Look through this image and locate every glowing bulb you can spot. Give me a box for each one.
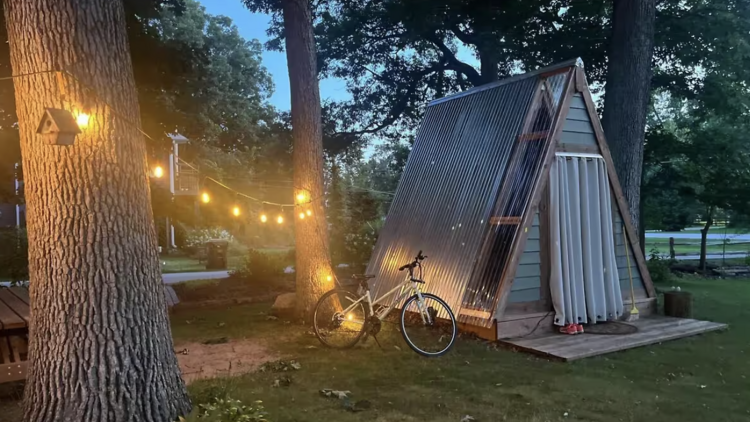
[153,166,164,178]
[298,212,305,220]
[277,215,284,224]
[347,314,353,321]
[232,206,240,217]
[260,214,268,223]
[306,209,312,216]
[76,112,90,128]
[326,275,332,282]
[296,192,306,203]
[201,192,210,203]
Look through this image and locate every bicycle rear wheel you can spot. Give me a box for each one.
[313,288,369,349]
[400,293,457,357]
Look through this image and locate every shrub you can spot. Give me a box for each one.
[184,227,232,249]
[195,397,269,422]
[230,249,284,286]
[647,247,674,284]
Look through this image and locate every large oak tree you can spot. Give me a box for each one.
[3,0,190,420]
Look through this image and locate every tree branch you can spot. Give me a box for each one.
[450,24,478,46]
[427,35,483,86]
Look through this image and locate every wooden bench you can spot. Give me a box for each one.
[0,287,30,383]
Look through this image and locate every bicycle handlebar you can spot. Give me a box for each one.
[398,250,428,271]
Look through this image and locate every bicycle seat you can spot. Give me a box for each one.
[352,274,376,280]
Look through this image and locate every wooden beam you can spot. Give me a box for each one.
[574,67,587,93]
[556,144,600,154]
[489,216,521,225]
[490,68,577,322]
[0,361,27,384]
[459,308,493,319]
[538,184,552,309]
[578,84,656,298]
[518,131,550,142]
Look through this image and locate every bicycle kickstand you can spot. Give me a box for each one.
[371,334,384,351]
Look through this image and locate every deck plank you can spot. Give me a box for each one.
[9,287,30,305]
[0,290,30,326]
[0,298,25,330]
[500,316,727,361]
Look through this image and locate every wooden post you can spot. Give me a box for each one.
[664,291,692,318]
[669,237,676,259]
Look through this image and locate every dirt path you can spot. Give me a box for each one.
[175,339,280,384]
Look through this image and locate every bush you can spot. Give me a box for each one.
[647,248,674,284]
[184,227,232,249]
[230,249,284,285]
[194,397,268,422]
[0,228,28,283]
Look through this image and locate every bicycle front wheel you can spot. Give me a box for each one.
[400,293,457,357]
[313,288,369,349]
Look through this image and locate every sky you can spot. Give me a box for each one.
[198,0,350,111]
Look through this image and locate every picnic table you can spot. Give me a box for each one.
[0,286,29,383]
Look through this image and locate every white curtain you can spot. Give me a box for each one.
[549,155,623,326]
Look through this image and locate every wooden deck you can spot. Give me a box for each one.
[0,287,30,383]
[499,315,727,361]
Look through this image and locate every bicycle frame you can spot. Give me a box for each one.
[338,273,429,323]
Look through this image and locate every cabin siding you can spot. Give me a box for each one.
[509,212,543,303]
[558,94,597,147]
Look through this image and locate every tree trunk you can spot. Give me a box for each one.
[282,0,335,317]
[3,1,190,421]
[699,208,714,273]
[601,0,657,232]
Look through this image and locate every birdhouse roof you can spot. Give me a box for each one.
[37,108,82,134]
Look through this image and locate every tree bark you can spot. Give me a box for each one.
[699,207,714,273]
[3,1,190,421]
[282,0,335,317]
[601,0,657,232]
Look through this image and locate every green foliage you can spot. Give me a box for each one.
[230,249,285,286]
[197,397,268,422]
[0,228,27,283]
[647,248,674,285]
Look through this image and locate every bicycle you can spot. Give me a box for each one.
[312,251,457,357]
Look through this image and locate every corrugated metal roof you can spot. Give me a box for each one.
[366,61,578,327]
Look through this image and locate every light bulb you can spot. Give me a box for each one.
[232,206,240,217]
[76,112,90,128]
[260,214,268,223]
[201,192,210,203]
[277,215,284,224]
[296,192,306,203]
[306,209,312,216]
[153,166,164,178]
[347,314,353,321]
[298,212,305,220]
[326,275,332,282]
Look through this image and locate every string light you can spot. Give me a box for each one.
[306,209,312,216]
[276,214,284,224]
[296,192,307,203]
[153,166,164,178]
[298,211,305,220]
[201,192,210,204]
[326,275,332,282]
[232,206,240,217]
[260,213,268,223]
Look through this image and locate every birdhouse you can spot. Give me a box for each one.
[36,108,81,146]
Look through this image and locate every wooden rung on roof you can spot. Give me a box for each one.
[490,216,521,225]
[518,131,550,142]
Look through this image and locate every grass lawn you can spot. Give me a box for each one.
[169,277,749,422]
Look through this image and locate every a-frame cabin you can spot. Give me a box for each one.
[366,59,724,351]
